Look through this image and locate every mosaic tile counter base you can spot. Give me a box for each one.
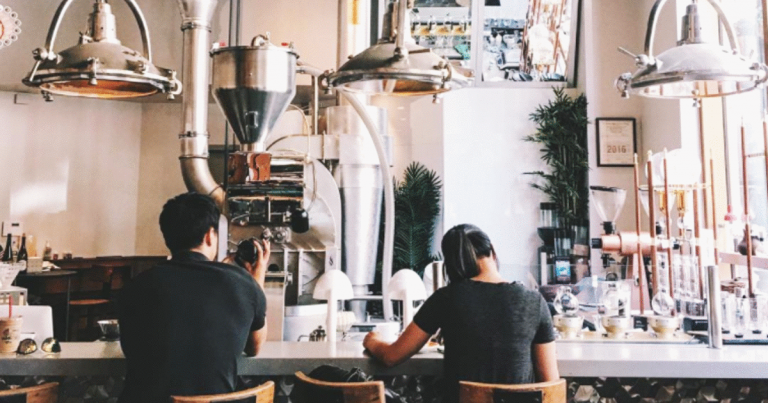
[3,376,768,402]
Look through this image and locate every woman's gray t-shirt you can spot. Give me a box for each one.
[413,281,556,403]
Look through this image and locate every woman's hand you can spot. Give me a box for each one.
[362,323,431,367]
[363,331,383,352]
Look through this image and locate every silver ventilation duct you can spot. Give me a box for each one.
[176,0,226,208]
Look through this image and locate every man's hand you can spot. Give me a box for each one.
[245,239,270,287]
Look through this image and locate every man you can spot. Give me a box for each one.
[118,192,269,403]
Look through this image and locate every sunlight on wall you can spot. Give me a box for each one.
[9,161,69,217]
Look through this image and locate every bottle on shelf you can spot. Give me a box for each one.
[16,234,28,267]
[1,234,13,262]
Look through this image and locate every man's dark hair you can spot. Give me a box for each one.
[159,192,220,253]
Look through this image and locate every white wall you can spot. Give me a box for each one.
[441,88,556,281]
[0,92,142,257]
[238,0,339,85]
[134,102,227,256]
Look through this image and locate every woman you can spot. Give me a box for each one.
[364,224,559,403]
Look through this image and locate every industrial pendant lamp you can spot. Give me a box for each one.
[326,0,469,97]
[615,0,768,100]
[22,0,181,100]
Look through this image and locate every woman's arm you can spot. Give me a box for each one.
[363,322,432,367]
[532,341,559,382]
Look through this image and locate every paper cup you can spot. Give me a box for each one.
[0,317,23,353]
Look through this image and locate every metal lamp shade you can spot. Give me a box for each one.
[23,0,179,100]
[327,42,469,96]
[619,44,768,99]
[24,41,177,99]
[616,0,768,100]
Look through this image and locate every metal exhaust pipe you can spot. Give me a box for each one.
[176,0,226,208]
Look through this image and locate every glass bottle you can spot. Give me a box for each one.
[1,234,12,262]
[16,234,27,264]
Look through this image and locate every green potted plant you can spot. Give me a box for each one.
[524,87,589,238]
[377,162,443,281]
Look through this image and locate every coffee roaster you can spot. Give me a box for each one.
[22,0,466,341]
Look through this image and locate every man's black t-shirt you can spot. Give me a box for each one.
[413,281,556,403]
[117,251,267,403]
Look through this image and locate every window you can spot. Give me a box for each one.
[722,0,768,249]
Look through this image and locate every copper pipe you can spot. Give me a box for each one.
[633,154,646,314]
[764,119,768,225]
[693,188,704,299]
[648,154,658,295]
[698,107,710,225]
[710,153,719,267]
[663,149,675,312]
[742,123,755,298]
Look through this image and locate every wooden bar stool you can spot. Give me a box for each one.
[459,379,566,403]
[171,381,274,403]
[68,264,127,341]
[295,371,385,403]
[0,382,59,403]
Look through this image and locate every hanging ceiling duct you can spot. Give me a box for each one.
[177,0,226,208]
[23,0,180,100]
[615,0,768,100]
[210,34,298,153]
[326,0,469,97]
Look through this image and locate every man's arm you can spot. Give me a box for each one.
[245,323,268,357]
[244,239,270,356]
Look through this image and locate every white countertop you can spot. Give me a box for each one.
[1,341,767,378]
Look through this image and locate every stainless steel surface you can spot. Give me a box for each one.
[431,261,444,291]
[327,0,469,96]
[707,265,723,349]
[616,0,768,99]
[211,35,298,152]
[327,105,389,319]
[176,0,226,208]
[23,0,180,99]
[265,274,288,342]
[338,91,396,322]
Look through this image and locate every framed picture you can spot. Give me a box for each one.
[596,118,637,167]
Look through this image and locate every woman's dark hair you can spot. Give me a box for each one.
[441,224,496,284]
[159,192,220,253]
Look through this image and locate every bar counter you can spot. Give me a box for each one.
[1,341,767,378]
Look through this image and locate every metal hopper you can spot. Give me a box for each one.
[211,35,298,151]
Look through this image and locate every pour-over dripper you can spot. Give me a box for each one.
[591,186,627,234]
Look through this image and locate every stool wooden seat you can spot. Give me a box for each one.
[0,382,59,403]
[459,379,566,403]
[170,381,274,403]
[295,371,385,403]
[68,264,127,341]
